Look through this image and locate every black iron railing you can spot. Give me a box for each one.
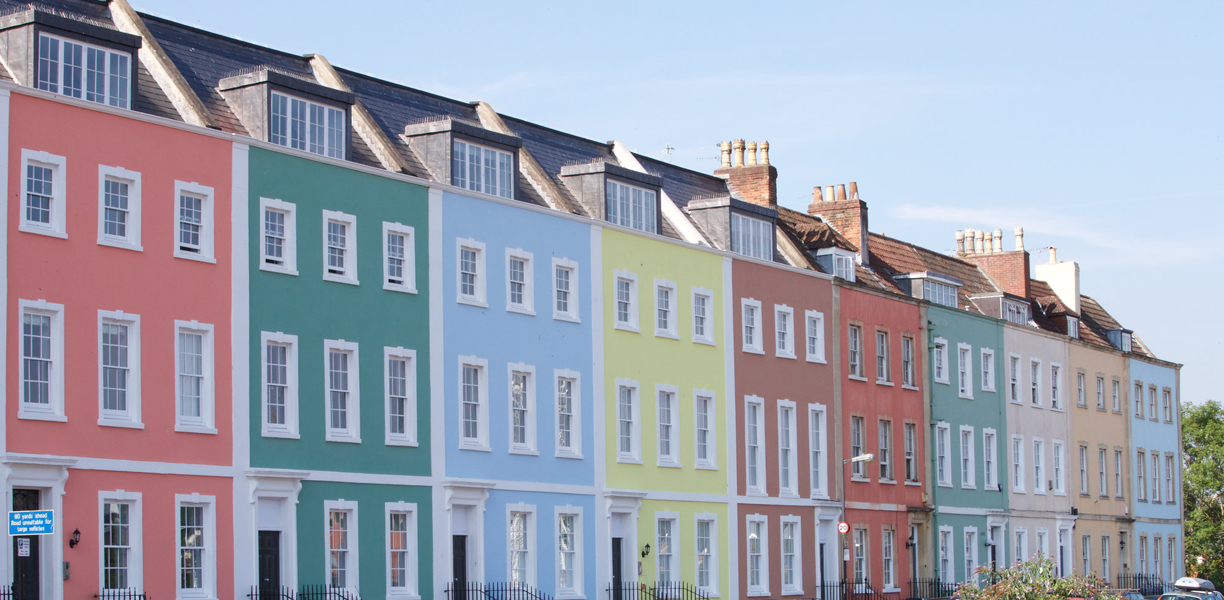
[908,577,960,599]
[446,582,554,600]
[1116,574,1168,597]
[248,585,297,600]
[298,585,361,600]
[94,590,150,600]
[605,581,709,600]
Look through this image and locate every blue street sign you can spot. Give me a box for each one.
[8,510,54,536]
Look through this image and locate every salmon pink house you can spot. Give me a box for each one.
[2,83,236,598]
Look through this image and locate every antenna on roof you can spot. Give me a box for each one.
[663,144,674,163]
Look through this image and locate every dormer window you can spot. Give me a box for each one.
[453,139,514,199]
[606,179,657,234]
[36,33,131,109]
[816,248,856,283]
[1004,300,1029,325]
[731,213,773,260]
[923,280,957,308]
[1066,316,1079,339]
[270,91,345,159]
[1107,329,1132,352]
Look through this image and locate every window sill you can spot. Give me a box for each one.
[655,331,679,340]
[775,352,796,360]
[19,224,67,239]
[554,313,581,324]
[850,476,871,483]
[174,250,217,264]
[556,450,584,460]
[693,337,716,347]
[811,493,831,500]
[1054,491,1067,497]
[98,238,142,252]
[782,588,804,597]
[745,489,767,497]
[325,434,362,444]
[904,480,922,486]
[323,273,359,286]
[98,418,144,429]
[695,463,719,471]
[1013,488,1026,494]
[934,378,950,386]
[386,437,419,448]
[18,409,67,422]
[877,379,895,387]
[657,460,682,469]
[260,263,298,276]
[510,447,540,456]
[262,430,301,439]
[1051,407,1066,413]
[961,484,977,490]
[879,478,897,485]
[938,482,953,488]
[959,393,973,400]
[176,424,218,434]
[614,323,640,334]
[616,456,642,465]
[779,491,800,498]
[458,296,489,309]
[806,357,828,364]
[1096,407,1108,412]
[508,305,537,317]
[747,590,770,598]
[883,587,902,594]
[902,384,920,391]
[742,346,765,355]
[847,374,868,383]
[460,442,491,452]
[384,283,417,294]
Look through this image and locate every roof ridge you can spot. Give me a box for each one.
[138,11,315,64]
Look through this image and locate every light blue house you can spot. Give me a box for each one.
[1128,355,1182,583]
[435,188,597,600]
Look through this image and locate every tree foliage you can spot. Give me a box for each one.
[1183,399,1224,583]
[955,557,1120,600]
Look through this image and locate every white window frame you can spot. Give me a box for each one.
[848,324,865,379]
[259,197,297,275]
[656,383,681,467]
[693,513,719,597]
[983,429,998,491]
[1050,363,1064,410]
[804,310,826,363]
[904,422,919,483]
[882,527,897,591]
[606,178,657,233]
[506,249,536,315]
[938,526,954,580]
[746,514,770,597]
[323,339,361,443]
[777,400,798,496]
[97,310,141,428]
[1053,440,1066,495]
[1009,354,1022,404]
[1076,371,1087,408]
[655,512,681,586]
[775,305,796,359]
[457,238,488,308]
[876,330,891,384]
[554,369,583,459]
[552,258,581,323]
[324,500,360,593]
[851,416,866,480]
[963,527,979,582]
[615,378,642,463]
[174,320,216,434]
[36,33,133,109]
[260,331,299,439]
[1099,447,1109,498]
[175,493,217,599]
[957,343,973,399]
[741,298,764,354]
[1014,528,1028,564]
[384,347,418,447]
[555,506,584,599]
[1166,452,1176,504]
[809,404,829,498]
[97,165,142,251]
[459,356,491,452]
[270,91,347,159]
[386,501,420,600]
[453,139,514,199]
[1036,528,1049,559]
[1033,437,1046,495]
[936,422,951,487]
[383,222,417,294]
[1097,376,1107,410]
[1113,379,1122,412]
[173,181,216,263]
[98,490,143,595]
[613,270,640,333]
[654,279,679,339]
[960,425,976,489]
[901,335,916,388]
[981,348,996,393]
[321,209,358,285]
[1030,359,1043,407]
[19,149,68,238]
[933,338,949,385]
[745,395,767,495]
[691,287,715,345]
[506,504,538,586]
[508,363,538,455]
[730,212,773,260]
[780,515,803,595]
[1012,435,1026,493]
[1101,536,1110,579]
[693,389,718,470]
[878,419,894,482]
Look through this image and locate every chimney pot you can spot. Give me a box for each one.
[956,230,966,254]
[984,234,993,254]
[993,229,1003,253]
[746,141,758,166]
[1014,227,1025,251]
[965,228,976,254]
[760,141,770,165]
[719,141,732,169]
[975,230,985,254]
[836,184,847,201]
[825,186,835,203]
[733,140,745,167]
[848,181,858,200]
[813,186,824,203]
[1049,247,1058,263]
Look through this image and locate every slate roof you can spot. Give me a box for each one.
[866,232,1000,313]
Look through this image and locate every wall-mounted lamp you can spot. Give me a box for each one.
[1120,539,1127,551]
[68,528,80,549]
[905,535,916,549]
[641,543,651,558]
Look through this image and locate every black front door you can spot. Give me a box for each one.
[12,489,40,600]
[258,531,281,594]
[611,538,623,599]
[452,535,468,594]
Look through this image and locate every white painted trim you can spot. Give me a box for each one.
[959,424,976,490]
[744,395,766,495]
[590,224,608,597]
[175,493,218,599]
[654,511,681,585]
[321,209,359,285]
[614,378,642,464]
[324,499,360,593]
[382,221,418,294]
[98,490,144,596]
[808,404,829,499]
[653,278,679,339]
[384,347,419,447]
[506,503,539,585]
[774,304,796,359]
[322,339,361,443]
[980,348,996,393]
[740,298,764,354]
[173,180,217,263]
[230,141,253,598]
[692,389,717,471]
[16,299,66,421]
[554,369,583,459]
[779,515,803,595]
[428,187,446,600]
[258,197,298,276]
[693,512,720,597]
[552,257,581,323]
[96,309,142,427]
[0,88,9,458]
[803,310,826,364]
[932,337,949,385]
[260,331,300,439]
[721,255,739,599]
[174,320,217,434]
[456,237,488,307]
[507,362,539,455]
[505,248,536,316]
[385,501,421,600]
[655,383,681,467]
[935,422,951,487]
[18,148,67,238]
[612,270,640,333]
[610,141,709,245]
[745,513,770,596]
[776,400,798,497]
[690,286,715,346]
[554,505,585,599]
[458,355,491,451]
[96,164,143,251]
[957,342,974,399]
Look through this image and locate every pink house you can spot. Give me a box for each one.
[4,89,235,599]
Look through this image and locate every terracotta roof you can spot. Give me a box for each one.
[866,233,1001,312]
[1078,295,1155,358]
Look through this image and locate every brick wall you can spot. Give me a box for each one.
[963,250,1031,298]
[715,163,777,207]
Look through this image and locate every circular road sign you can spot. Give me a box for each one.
[838,521,849,535]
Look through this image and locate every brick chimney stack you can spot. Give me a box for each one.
[714,139,778,208]
[958,226,1031,298]
[808,181,869,265]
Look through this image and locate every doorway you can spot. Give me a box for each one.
[611,538,623,600]
[453,535,468,594]
[12,488,40,600]
[258,530,281,595]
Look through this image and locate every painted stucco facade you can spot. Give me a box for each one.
[1127,357,1182,581]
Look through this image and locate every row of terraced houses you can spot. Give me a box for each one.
[0,1,1185,600]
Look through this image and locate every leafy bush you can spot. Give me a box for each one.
[954,557,1121,600]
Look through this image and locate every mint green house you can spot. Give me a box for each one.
[243,146,433,598]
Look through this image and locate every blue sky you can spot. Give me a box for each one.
[135,0,1223,403]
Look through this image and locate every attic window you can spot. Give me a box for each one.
[453,139,513,199]
[816,248,856,283]
[1121,332,1132,352]
[36,33,131,109]
[923,280,957,308]
[731,213,772,260]
[1004,300,1029,326]
[1066,316,1079,339]
[270,91,345,159]
[606,179,657,234]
